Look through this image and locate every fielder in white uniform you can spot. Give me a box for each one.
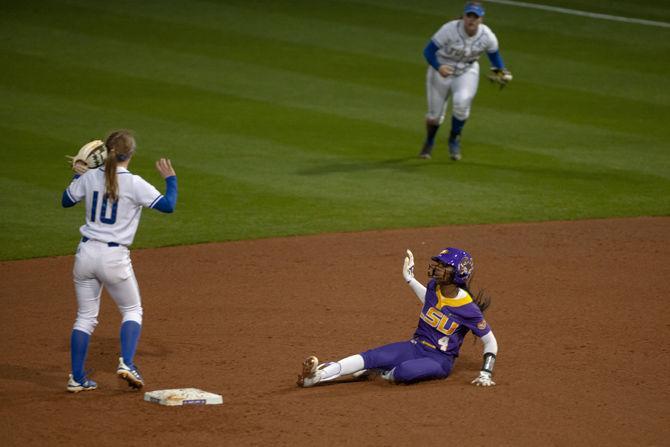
[419,2,512,161]
[62,130,178,392]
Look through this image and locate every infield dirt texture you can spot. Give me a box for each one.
[1,0,670,445]
[2,218,670,445]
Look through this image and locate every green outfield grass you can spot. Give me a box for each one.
[0,0,668,260]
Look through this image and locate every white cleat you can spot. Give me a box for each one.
[297,356,321,388]
[67,374,97,393]
[116,357,144,390]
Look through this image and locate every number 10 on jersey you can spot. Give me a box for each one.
[90,191,118,224]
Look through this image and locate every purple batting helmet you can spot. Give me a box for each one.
[431,247,474,286]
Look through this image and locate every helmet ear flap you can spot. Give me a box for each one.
[455,256,474,286]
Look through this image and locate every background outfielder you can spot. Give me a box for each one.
[61,130,178,392]
[298,247,498,388]
[419,1,512,161]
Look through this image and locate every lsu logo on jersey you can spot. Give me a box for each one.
[420,307,459,336]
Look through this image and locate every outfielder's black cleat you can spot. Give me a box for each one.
[419,142,433,159]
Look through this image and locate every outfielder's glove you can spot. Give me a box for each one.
[471,371,496,387]
[66,140,107,174]
[487,68,513,89]
[402,249,415,283]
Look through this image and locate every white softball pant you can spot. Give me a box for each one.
[72,240,143,335]
[425,61,480,124]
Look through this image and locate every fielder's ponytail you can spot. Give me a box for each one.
[103,147,119,203]
[104,130,136,202]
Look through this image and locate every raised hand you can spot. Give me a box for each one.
[155,158,176,179]
[402,249,415,283]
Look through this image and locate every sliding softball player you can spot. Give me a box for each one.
[298,248,498,387]
[419,1,512,161]
[62,130,178,392]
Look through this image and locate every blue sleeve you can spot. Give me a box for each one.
[151,176,177,213]
[62,190,77,207]
[486,50,505,70]
[423,40,441,71]
[61,174,81,208]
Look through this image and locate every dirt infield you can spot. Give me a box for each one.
[1,217,669,446]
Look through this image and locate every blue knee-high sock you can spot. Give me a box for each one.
[450,116,466,139]
[424,123,440,147]
[120,321,142,367]
[70,329,90,381]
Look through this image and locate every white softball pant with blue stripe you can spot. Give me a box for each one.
[425,61,480,124]
[72,240,143,335]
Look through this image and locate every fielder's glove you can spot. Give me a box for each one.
[471,371,496,387]
[402,249,415,283]
[66,140,107,174]
[487,68,513,89]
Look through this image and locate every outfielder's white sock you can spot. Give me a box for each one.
[320,354,365,381]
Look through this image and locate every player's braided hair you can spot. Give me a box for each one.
[104,130,136,202]
[462,275,491,314]
[470,288,491,313]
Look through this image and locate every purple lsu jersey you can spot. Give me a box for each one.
[413,280,490,357]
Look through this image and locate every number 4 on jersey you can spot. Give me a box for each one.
[90,191,117,224]
[438,336,450,352]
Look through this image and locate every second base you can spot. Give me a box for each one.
[144,388,223,406]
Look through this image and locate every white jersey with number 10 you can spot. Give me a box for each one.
[65,167,163,246]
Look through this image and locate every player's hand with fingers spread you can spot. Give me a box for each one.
[471,371,496,387]
[438,65,454,77]
[73,160,89,175]
[402,249,415,283]
[155,158,176,179]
